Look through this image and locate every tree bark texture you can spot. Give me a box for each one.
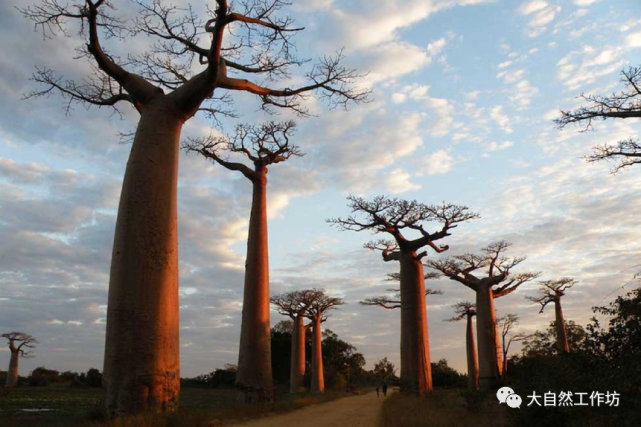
[6,350,19,387]
[236,170,274,403]
[466,315,480,390]
[290,315,306,393]
[103,100,183,417]
[554,300,570,353]
[399,251,432,396]
[475,284,502,388]
[311,317,325,393]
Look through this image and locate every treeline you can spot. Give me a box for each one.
[0,367,102,387]
[182,326,369,391]
[181,323,469,392]
[505,288,641,427]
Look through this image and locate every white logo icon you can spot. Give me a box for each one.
[506,394,522,408]
[497,386,515,403]
[497,386,521,408]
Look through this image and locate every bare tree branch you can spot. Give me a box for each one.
[556,66,641,173]
[526,278,577,314]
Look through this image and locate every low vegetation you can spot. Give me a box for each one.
[0,387,353,427]
[381,389,508,427]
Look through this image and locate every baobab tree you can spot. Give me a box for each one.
[20,0,367,414]
[526,278,577,354]
[360,273,442,310]
[445,302,478,390]
[329,196,479,396]
[187,121,301,402]
[271,289,318,394]
[556,66,641,172]
[2,332,37,387]
[497,313,531,381]
[303,290,344,393]
[426,241,539,387]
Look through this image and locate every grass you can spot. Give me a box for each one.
[0,386,354,427]
[380,388,510,427]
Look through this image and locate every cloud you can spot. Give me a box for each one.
[519,0,548,15]
[496,66,539,108]
[557,45,625,90]
[573,0,603,5]
[417,150,454,176]
[487,140,514,151]
[518,1,562,37]
[383,168,421,193]
[626,31,641,48]
[490,106,514,134]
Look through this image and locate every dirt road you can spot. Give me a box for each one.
[227,392,384,427]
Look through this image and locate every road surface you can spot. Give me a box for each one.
[227,392,384,427]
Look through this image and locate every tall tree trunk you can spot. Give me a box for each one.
[554,300,570,353]
[466,315,479,390]
[475,285,502,388]
[399,251,432,396]
[6,350,19,387]
[311,316,324,393]
[236,170,274,403]
[290,315,306,393]
[103,99,183,417]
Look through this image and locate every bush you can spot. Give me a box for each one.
[28,366,59,386]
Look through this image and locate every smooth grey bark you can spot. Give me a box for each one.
[311,316,324,393]
[475,284,502,388]
[290,316,306,393]
[466,314,479,390]
[103,100,183,416]
[399,251,432,396]
[6,351,19,387]
[554,300,570,353]
[236,170,274,403]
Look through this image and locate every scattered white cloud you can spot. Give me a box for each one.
[518,1,562,37]
[417,150,454,176]
[557,45,625,90]
[490,106,513,134]
[384,168,421,193]
[573,0,602,6]
[487,140,515,151]
[627,31,641,48]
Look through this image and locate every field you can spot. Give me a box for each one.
[380,389,509,427]
[0,386,350,427]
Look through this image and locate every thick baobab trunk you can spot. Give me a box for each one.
[554,300,570,353]
[6,350,19,387]
[103,100,183,417]
[236,169,274,403]
[290,315,306,393]
[399,251,432,396]
[311,317,325,393]
[466,315,479,390]
[475,285,502,388]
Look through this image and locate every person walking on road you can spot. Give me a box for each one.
[376,384,380,397]
[382,383,388,397]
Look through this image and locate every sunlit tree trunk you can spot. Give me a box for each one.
[475,284,502,387]
[290,316,306,393]
[236,169,274,403]
[6,350,19,387]
[399,251,432,397]
[103,100,183,416]
[466,314,479,390]
[311,317,324,392]
[554,300,570,353]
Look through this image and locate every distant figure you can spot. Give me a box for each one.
[382,383,388,397]
[376,384,380,397]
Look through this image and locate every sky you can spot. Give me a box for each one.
[1,0,641,378]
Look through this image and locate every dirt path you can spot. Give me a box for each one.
[227,392,384,427]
